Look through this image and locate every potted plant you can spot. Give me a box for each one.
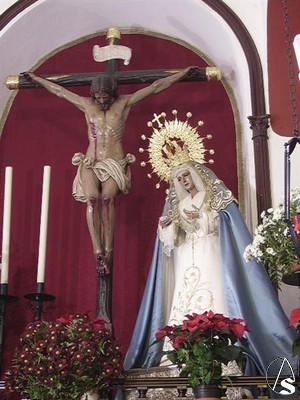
[4,314,123,400]
[289,307,300,356]
[243,187,300,288]
[154,310,248,399]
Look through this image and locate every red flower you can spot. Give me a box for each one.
[93,318,106,331]
[156,324,175,340]
[56,314,73,324]
[289,307,300,326]
[214,320,229,331]
[182,316,200,332]
[155,329,168,340]
[5,313,123,400]
[154,309,249,388]
[56,359,67,371]
[72,351,84,362]
[229,319,248,338]
[173,335,188,349]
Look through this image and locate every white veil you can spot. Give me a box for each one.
[172,162,207,201]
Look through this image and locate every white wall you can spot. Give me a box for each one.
[0,0,16,14]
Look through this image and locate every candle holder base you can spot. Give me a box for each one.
[24,293,55,302]
[0,294,19,303]
[24,291,55,321]
[0,285,19,374]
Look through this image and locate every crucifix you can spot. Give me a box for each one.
[5,28,221,329]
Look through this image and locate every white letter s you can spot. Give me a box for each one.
[279,377,296,395]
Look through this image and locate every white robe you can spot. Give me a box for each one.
[159,191,228,328]
[159,192,237,372]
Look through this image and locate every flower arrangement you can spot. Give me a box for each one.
[154,310,248,388]
[5,314,122,400]
[243,187,300,287]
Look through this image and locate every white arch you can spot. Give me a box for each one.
[0,0,266,227]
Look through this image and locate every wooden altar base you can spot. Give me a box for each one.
[120,366,252,400]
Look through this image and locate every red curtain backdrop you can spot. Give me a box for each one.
[0,33,237,376]
[267,0,300,136]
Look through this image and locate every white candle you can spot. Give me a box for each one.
[1,167,13,284]
[37,165,51,283]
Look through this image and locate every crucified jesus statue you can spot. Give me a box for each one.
[23,67,199,276]
[7,27,221,325]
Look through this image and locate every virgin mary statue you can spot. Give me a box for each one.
[123,111,296,377]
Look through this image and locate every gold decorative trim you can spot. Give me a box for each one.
[5,75,20,90]
[206,66,222,81]
[141,110,212,185]
[106,27,121,42]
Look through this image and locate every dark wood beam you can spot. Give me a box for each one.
[5,67,218,90]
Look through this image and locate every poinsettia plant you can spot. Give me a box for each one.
[154,310,249,388]
[289,307,300,356]
[4,314,122,400]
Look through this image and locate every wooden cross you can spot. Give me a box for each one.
[5,28,221,328]
[5,28,221,90]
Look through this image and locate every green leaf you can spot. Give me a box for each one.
[167,351,178,364]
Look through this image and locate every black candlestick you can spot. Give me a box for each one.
[0,283,19,374]
[24,282,55,321]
